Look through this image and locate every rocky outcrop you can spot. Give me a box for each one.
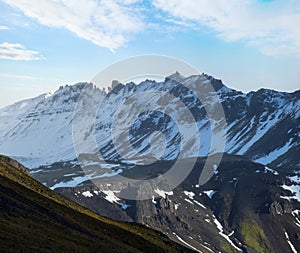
[270,200,294,215]
[0,155,30,175]
[270,201,283,215]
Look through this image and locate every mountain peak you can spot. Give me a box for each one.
[166,71,186,82]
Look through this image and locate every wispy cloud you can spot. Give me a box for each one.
[152,0,300,56]
[0,73,41,80]
[164,18,195,28]
[0,25,9,30]
[0,42,44,60]
[2,0,144,51]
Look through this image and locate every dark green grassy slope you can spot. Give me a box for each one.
[0,156,194,253]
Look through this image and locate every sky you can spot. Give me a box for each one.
[0,0,300,108]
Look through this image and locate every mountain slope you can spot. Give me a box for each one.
[0,155,194,253]
[54,155,300,253]
[0,74,299,169]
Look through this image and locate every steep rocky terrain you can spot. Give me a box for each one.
[54,155,300,253]
[0,154,194,253]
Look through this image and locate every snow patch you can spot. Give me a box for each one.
[154,188,173,198]
[254,138,293,165]
[193,200,207,209]
[264,167,279,175]
[50,175,89,189]
[102,190,120,204]
[172,232,203,253]
[292,210,300,227]
[121,203,130,210]
[281,175,300,201]
[184,191,195,199]
[213,216,242,252]
[184,198,194,205]
[203,190,216,199]
[152,196,157,204]
[285,232,297,253]
[228,231,234,237]
[82,191,93,198]
[213,164,218,174]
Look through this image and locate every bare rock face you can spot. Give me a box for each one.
[270,201,283,215]
[270,200,294,215]
[0,155,30,175]
[40,155,300,253]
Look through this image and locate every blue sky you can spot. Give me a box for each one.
[0,0,300,108]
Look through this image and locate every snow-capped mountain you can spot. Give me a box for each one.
[0,73,299,169]
[1,73,300,252]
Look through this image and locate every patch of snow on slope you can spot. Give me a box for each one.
[152,196,157,204]
[50,169,124,190]
[264,167,279,175]
[226,116,255,153]
[50,175,90,189]
[237,111,283,155]
[102,190,120,204]
[90,168,123,179]
[184,198,194,205]
[203,190,216,199]
[90,189,130,209]
[193,200,207,209]
[172,232,203,253]
[82,191,93,197]
[154,188,173,198]
[281,175,300,201]
[255,138,293,164]
[184,191,195,199]
[213,164,218,174]
[292,210,300,227]
[290,175,300,184]
[213,216,242,251]
[121,204,130,210]
[285,232,297,253]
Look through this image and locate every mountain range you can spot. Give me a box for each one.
[0,73,299,169]
[0,73,299,252]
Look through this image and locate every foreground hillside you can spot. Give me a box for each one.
[0,155,194,253]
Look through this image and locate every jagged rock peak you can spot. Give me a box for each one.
[165,71,186,82]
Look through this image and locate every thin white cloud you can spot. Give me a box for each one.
[0,42,44,61]
[0,73,41,80]
[3,0,144,51]
[0,25,9,30]
[164,18,195,28]
[152,0,300,56]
